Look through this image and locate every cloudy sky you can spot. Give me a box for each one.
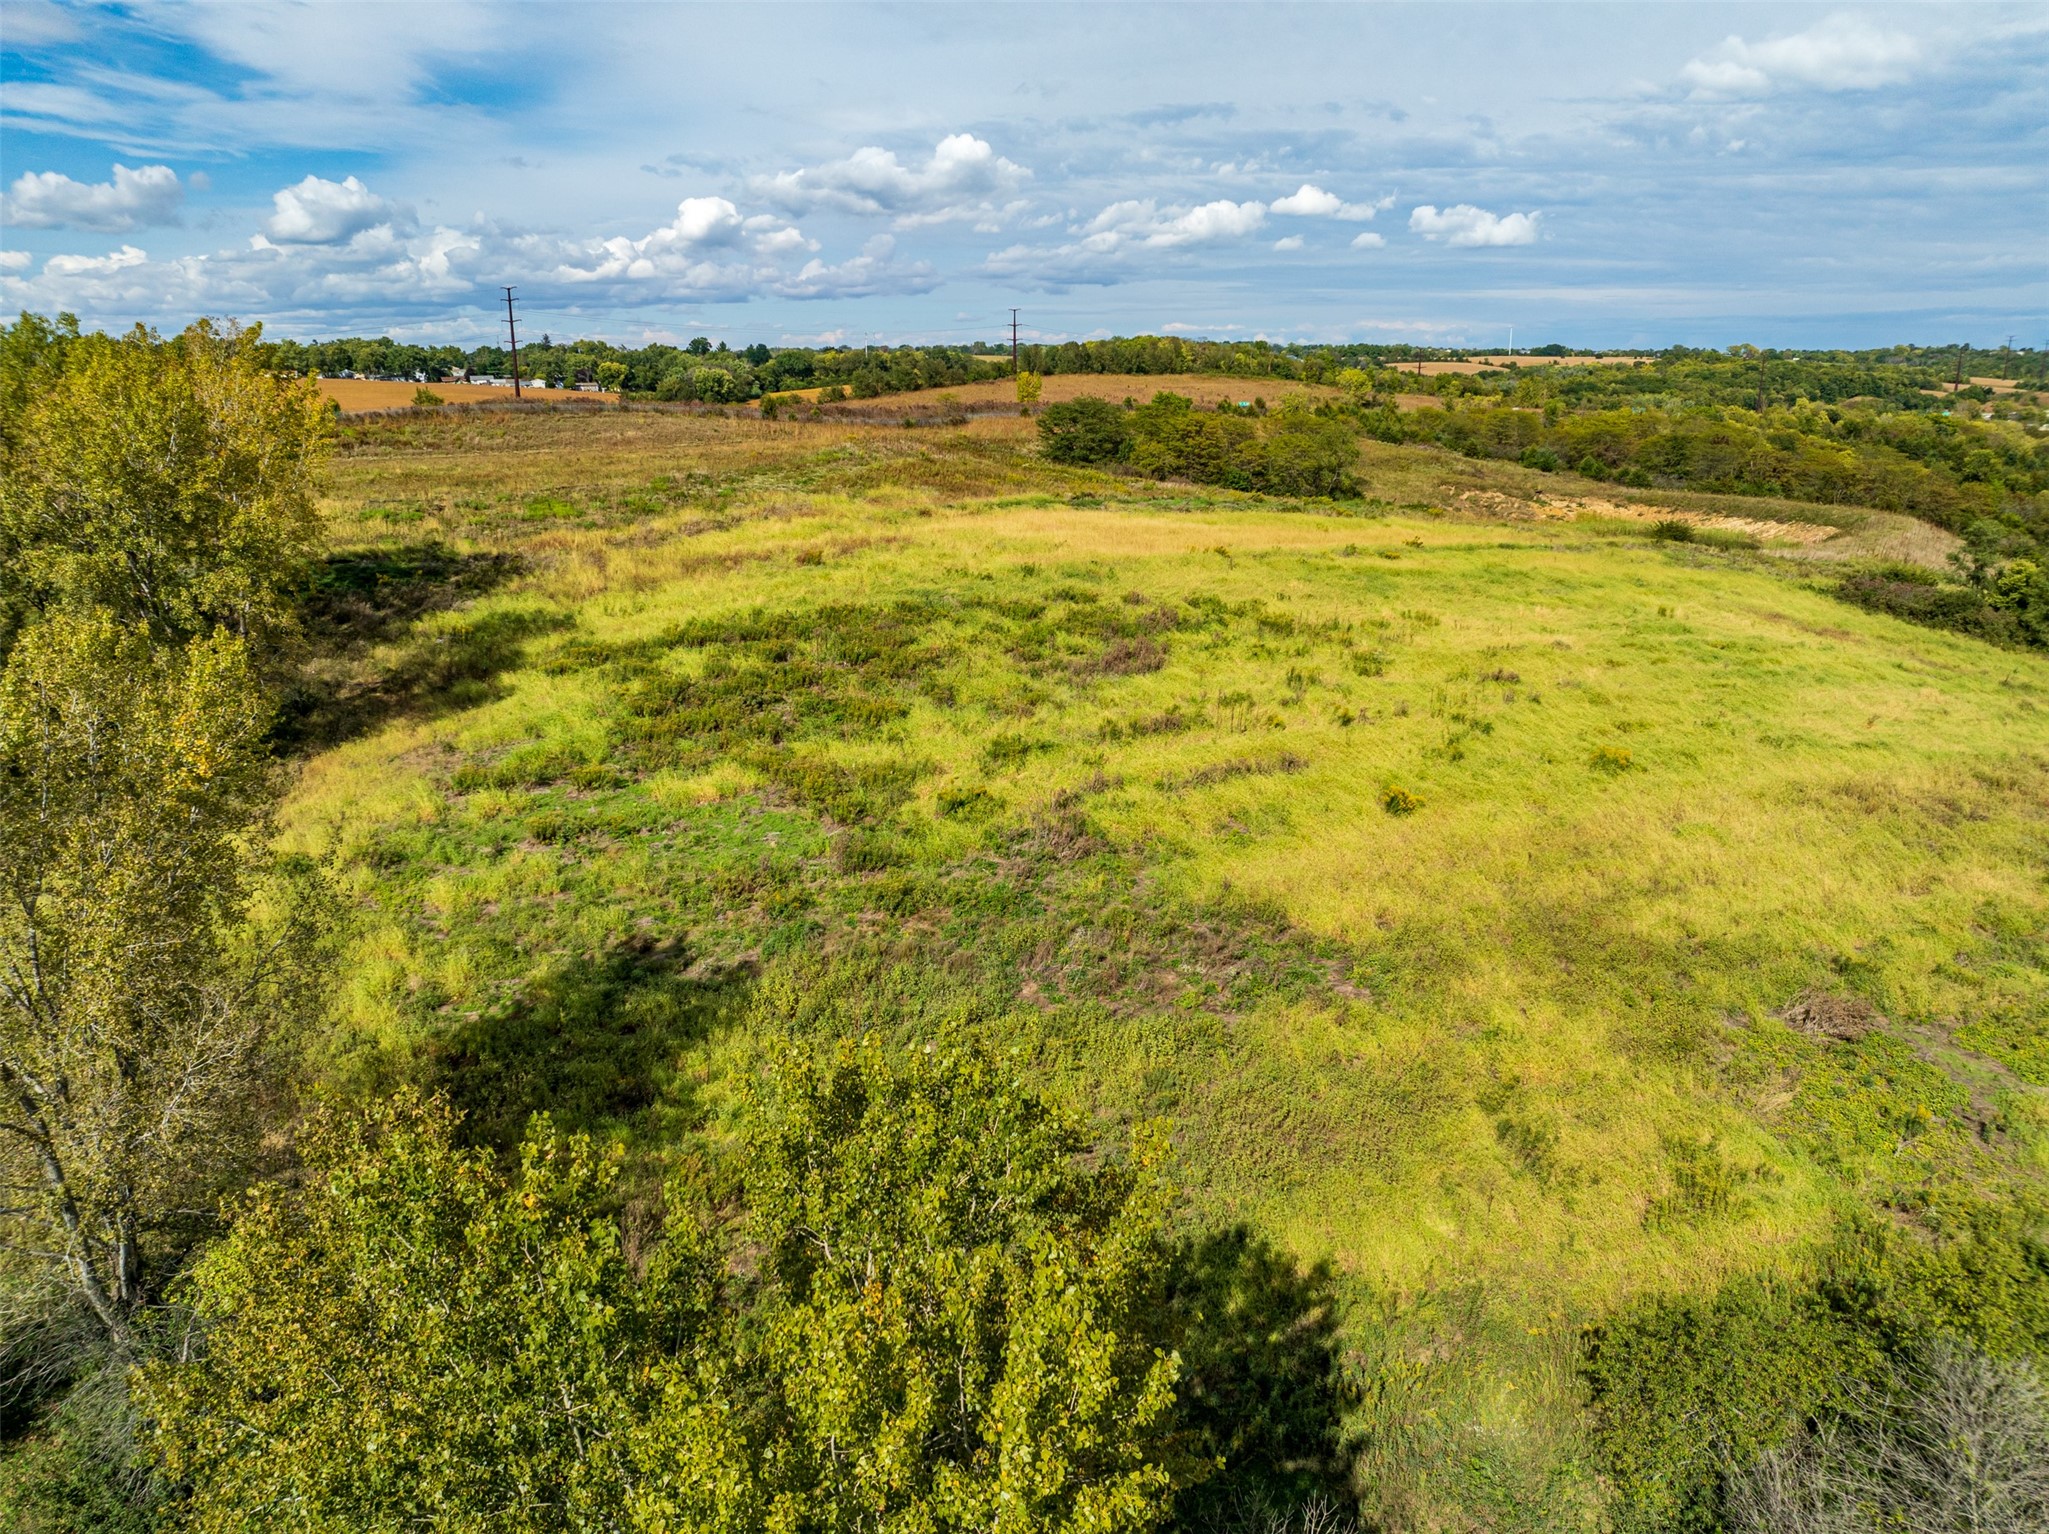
[2,1,2044,349]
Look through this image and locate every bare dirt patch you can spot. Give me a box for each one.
[1449,489,1840,545]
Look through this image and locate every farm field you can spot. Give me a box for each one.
[318,376,617,412]
[291,405,2049,1525]
[783,370,1350,412]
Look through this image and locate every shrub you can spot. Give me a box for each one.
[147,1042,1195,1532]
[1016,369,1043,405]
[1038,395,1133,464]
[1582,1279,1869,1534]
[1590,745,1635,774]
[411,385,444,406]
[1380,784,1422,816]
[1575,455,1609,479]
[1519,446,1561,472]
[1649,519,1695,541]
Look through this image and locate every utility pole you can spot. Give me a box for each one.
[2005,335,2015,380]
[503,286,523,400]
[1009,309,1021,376]
[1952,341,1967,394]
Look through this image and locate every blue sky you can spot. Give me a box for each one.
[2,1,2044,349]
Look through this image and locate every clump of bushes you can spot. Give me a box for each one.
[411,385,444,407]
[1583,1194,2049,1533]
[1590,745,1635,775]
[1035,392,1359,498]
[1836,554,2048,651]
[1380,784,1422,816]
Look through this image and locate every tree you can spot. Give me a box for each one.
[595,360,628,395]
[1038,395,1132,465]
[742,1034,1188,1532]
[146,1036,1191,1531]
[145,1094,746,1534]
[0,320,328,656]
[1016,369,1043,405]
[0,614,316,1356]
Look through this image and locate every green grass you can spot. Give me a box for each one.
[284,409,2049,1530]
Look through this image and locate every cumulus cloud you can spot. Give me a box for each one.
[5,177,935,323]
[1086,198,1267,247]
[0,252,29,271]
[1681,14,1923,97]
[1273,235,1304,252]
[1270,184,1391,220]
[1350,231,1386,249]
[43,245,151,277]
[551,196,817,292]
[264,174,411,244]
[758,133,1029,225]
[982,197,1270,288]
[1408,204,1539,247]
[774,234,940,300]
[2,163,184,232]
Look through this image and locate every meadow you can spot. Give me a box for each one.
[284,400,2049,1527]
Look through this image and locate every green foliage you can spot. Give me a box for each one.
[0,613,309,1352]
[1016,369,1044,405]
[145,1091,741,1534]
[1125,392,1357,497]
[149,1041,1192,1532]
[0,320,329,655]
[1584,1195,2049,1532]
[410,385,443,407]
[1039,395,1134,464]
[1582,1279,1872,1534]
[744,1034,1186,1530]
[1380,783,1422,815]
[1837,555,2049,651]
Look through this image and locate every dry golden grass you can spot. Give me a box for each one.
[774,371,1347,413]
[319,377,617,413]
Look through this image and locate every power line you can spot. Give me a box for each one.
[503,286,523,400]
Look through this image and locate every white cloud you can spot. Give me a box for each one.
[1682,15,1923,97]
[982,197,1270,288]
[1086,198,1267,247]
[758,133,1030,225]
[2,164,184,232]
[1350,231,1386,249]
[0,252,29,272]
[1270,184,1390,220]
[1408,204,1539,247]
[42,245,151,277]
[1273,235,1305,252]
[774,234,940,300]
[550,196,817,290]
[264,174,411,244]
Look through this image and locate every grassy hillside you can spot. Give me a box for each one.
[288,407,2049,1527]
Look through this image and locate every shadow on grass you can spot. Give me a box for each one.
[419,942,753,1151]
[1167,1226,1357,1529]
[274,542,555,750]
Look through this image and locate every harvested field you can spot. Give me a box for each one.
[768,371,1347,413]
[319,377,617,413]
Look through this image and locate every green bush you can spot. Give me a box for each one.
[1038,395,1133,464]
[1519,446,1561,472]
[1583,1280,1872,1534]
[146,1042,1194,1532]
